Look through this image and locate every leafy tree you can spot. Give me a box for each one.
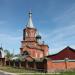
[4,50,13,60]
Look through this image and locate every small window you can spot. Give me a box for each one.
[26,32,28,37]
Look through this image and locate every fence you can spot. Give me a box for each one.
[5,59,75,72]
[47,59,75,72]
[5,60,46,72]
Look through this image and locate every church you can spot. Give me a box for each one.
[20,11,48,59]
[19,11,75,72]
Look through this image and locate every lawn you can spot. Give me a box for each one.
[0,66,41,73]
[0,66,75,75]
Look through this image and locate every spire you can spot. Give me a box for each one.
[26,10,34,28]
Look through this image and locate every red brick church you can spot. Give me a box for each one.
[20,11,48,59]
[20,11,75,72]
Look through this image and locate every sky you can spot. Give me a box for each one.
[0,0,75,55]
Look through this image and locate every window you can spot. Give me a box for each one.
[26,32,28,37]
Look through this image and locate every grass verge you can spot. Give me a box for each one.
[0,66,75,75]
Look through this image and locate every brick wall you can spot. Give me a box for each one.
[46,59,75,72]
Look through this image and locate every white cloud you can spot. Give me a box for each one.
[0,33,22,54]
[41,24,75,54]
[53,3,75,22]
[50,24,75,39]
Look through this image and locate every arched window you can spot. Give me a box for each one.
[26,32,28,37]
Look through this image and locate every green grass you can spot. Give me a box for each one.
[0,66,39,73]
[0,66,75,75]
[61,71,75,75]
[0,66,61,75]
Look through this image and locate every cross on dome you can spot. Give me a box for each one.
[29,10,32,17]
[26,10,34,28]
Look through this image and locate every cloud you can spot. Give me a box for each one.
[50,24,75,39]
[41,24,75,54]
[0,33,22,54]
[53,3,75,22]
[0,34,21,41]
[43,3,75,54]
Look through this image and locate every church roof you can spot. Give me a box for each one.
[26,11,34,28]
[47,46,75,60]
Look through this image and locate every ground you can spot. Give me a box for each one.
[0,72,11,75]
[0,66,75,75]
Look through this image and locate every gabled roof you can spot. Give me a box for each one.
[47,46,75,60]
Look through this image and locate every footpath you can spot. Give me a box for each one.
[0,70,16,75]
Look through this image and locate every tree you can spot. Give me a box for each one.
[4,50,13,60]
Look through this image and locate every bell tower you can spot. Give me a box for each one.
[23,11,37,42]
[20,11,38,56]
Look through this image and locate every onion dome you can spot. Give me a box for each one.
[36,31,41,39]
[36,34,41,39]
